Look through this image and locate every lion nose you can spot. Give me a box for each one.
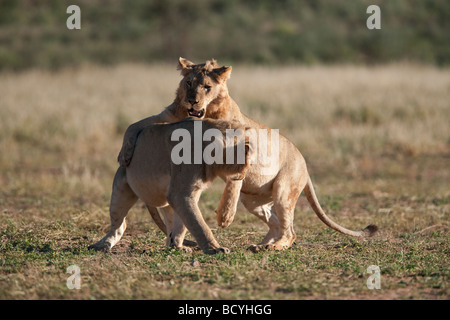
[188,99,199,106]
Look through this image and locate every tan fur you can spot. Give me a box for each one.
[115,58,378,252]
[89,118,252,254]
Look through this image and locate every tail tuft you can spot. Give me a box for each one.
[362,224,378,237]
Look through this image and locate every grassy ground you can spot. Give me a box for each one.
[0,63,449,299]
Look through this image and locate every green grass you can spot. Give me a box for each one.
[1,173,448,299]
[1,217,448,299]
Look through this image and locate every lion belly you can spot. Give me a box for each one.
[126,168,171,207]
[125,127,173,208]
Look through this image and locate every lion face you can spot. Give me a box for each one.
[177,58,232,119]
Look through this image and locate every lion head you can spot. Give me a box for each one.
[175,57,232,119]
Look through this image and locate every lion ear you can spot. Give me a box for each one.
[178,57,195,76]
[212,66,232,84]
[210,59,219,68]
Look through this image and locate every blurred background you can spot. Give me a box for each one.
[0,0,449,70]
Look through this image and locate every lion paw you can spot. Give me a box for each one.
[179,246,194,254]
[247,244,269,253]
[182,239,198,247]
[265,243,290,251]
[216,207,236,228]
[247,242,291,253]
[205,247,230,255]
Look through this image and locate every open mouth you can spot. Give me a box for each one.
[188,108,205,118]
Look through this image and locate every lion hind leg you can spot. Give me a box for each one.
[246,177,301,252]
[89,167,138,252]
[240,194,284,252]
[264,179,302,251]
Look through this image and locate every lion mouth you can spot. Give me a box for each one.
[188,108,205,118]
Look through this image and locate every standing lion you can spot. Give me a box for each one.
[97,58,377,253]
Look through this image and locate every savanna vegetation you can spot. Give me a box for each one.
[0,0,449,70]
[0,63,448,299]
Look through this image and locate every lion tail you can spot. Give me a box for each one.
[146,206,167,235]
[147,206,198,247]
[304,176,378,238]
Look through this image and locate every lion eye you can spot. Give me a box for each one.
[204,85,211,92]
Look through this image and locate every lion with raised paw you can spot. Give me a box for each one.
[112,58,378,253]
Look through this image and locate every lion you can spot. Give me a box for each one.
[89,118,253,254]
[115,58,378,253]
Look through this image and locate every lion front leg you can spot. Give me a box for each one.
[216,179,243,228]
[158,206,196,252]
[167,186,229,255]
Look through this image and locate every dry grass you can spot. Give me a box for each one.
[0,63,449,300]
